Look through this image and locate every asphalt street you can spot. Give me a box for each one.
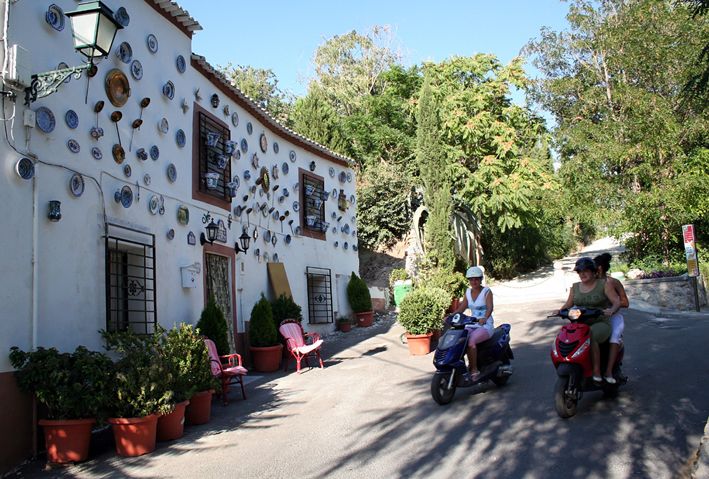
[12,303,709,479]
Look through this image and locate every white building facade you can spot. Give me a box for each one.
[0,1,358,472]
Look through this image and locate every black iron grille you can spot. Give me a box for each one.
[557,341,579,357]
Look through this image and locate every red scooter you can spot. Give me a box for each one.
[549,308,628,418]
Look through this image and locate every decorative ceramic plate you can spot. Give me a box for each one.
[176,129,186,147]
[176,55,186,73]
[252,153,259,169]
[177,205,189,225]
[46,4,64,31]
[188,231,196,245]
[289,150,296,162]
[285,234,291,244]
[259,189,264,198]
[333,241,339,248]
[105,69,130,107]
[272,164,279,179]
[116,42,133,63]
[112,144,125,163]
[234,150,241,160]
[244,170,251,180]
[260,133,267,153]
[15,158,34,179]
[295,226,302,235]
[232,175,240,188]
[332,188,337,199]
[36,107,56,133]
[278,196,284,204]
[246,122,253,135]
[144,174,151,186]
[332,212,337,219]
[263,252,269,263]
[293,183,300,191]
[167,163,177,182]
[347,172,353,182]
[130,60,143,80]
[350,194,356,204]
[69,173,84,197]
[283,188,289,197]
[329,167,335,178]
[272,235,278,246]
[167,229,175,240]
[147,34,158,53]
[67,139,80,153]
[273,253,279,262]
[163,81,175,100]
[159,118,169,134]
[332,227,337,234]
[343,224,351,234]
[159,195,165,215]
[136,148,148,161]
[339,171,347,183]
[120,185,133,208]
[343,242,349,250]
[149,195,159,215]
[231,112,239,126]
[241,138,248,153]
[235,205,242,217]
[114,7,130,27]
[124,164,132,178]
[57,62,70,83]
[292,201,300,212]
[273,142,279,154]
[264,230,271,243]
[65,109,78,129]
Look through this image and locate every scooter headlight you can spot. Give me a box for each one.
[568,308,582,321]
[551,343,559,358]
[570,338,590,359]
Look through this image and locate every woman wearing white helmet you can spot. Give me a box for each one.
[449,266,494,381]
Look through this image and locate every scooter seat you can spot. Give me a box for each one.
[477,328,504,350]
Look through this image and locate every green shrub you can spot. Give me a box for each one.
[397,287,450,335]
[163,323,219,401]
[196,294,230,357]
[271,293,303,347]
[423,269,468,301]
[389,268,409,286]
[609,260,629,275]
[249,293,278,347]
[347,272,372,313]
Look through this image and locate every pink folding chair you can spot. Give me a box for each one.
[204,339,247,406]
[279,319,324,374]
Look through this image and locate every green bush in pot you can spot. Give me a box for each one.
[347,272,373,314]
[196,293,231,357]
[397,287,450,335]
[163,323,219,402]
[249,293,278,348]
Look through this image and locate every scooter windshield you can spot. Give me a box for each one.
[439,329,465,350]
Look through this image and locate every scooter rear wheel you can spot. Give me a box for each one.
[554,376,578,418]
[431,373,456,405]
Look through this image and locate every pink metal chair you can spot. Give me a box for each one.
[279,319,324,374]
[204,339,247,406]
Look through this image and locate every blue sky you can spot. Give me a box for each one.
[177,0,572,102]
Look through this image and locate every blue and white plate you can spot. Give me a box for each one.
[329,167,335,178]
[246,122,253,135]
[273,142,279,154]
[176,129,186,147]
[92,147,102,160]
[114,7,130,27]
[339,171,347,183]
[232,112,239,126]
[158,118,169,134]
[70,173,84,197]
[285,234,291,244]
[116,42,133,64]
[131,60,143,80]
[232,175,240,188]
[235,205,242,217]
[234,150,241,160]
[347,172,353,183]
[149,195,159,215]
[150,145,159,160]
[121,185,133,208]
[124,164,131,178]
[65,110,78,129]
[67,139,80,153]
[144,174,151,186]
[292,201,300,212]
[163,81,175,100]
[147,34,158,53]
[282,162,289,175]
[244,170,251,181]
[289,150,296,162]
[176,55,186,73]
[36,107,56,133]
[241,138,248,153]
[343,242,349,250]
[167,163,177,182]
[295,226,301,235]
[46,4,65,31]
[167,229,175,240]
[15,158,34,180]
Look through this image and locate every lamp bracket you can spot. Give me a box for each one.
[24,62,93,106]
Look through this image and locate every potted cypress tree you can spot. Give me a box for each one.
[271,292,303,358]
[9,346,114,464]
[347,272,374,327]
[196,293,230,357]
[397,287,450,355]
[248,293,283,372]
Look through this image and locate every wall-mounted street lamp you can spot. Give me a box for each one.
[234,227,251,254]
[200,219,219,246]
[25,1,123,105]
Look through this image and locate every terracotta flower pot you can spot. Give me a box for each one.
[249,344,283,372]
[405,332,433,355]
[339,321,352,332]
[184,390,215,426]
[108,414,159,457]
[446,298,460,314]
[355,311,373,327]
[38,418,95,464]
[156,400,189,442]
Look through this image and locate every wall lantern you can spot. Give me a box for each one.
[25,1,123,105]
[234,228,251,254]
[200,219,219,246]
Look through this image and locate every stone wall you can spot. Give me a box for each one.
[623,274,707,311]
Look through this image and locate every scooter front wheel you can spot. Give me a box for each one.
[554,375,578,418]
[431,373,456,405]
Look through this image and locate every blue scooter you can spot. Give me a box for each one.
[431,313,514,405]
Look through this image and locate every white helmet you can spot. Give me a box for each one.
[466,266,484,278]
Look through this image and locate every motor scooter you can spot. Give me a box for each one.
[549,308,628,418]
[431,313,514,405]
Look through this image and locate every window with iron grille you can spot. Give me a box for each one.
[198,110,232,202]
[105,224,157,334]
[306,267,333,324]
[301,170,325,238]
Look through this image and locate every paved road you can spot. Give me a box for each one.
[15,304,709,479]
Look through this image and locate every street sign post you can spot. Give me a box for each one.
[682,224,700,311]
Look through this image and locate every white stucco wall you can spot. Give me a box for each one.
[0,0,358,372]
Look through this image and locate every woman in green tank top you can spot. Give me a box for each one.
[554,257,622,383]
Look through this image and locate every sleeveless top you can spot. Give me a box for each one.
[465,287,495,336]
[572,279,610,326]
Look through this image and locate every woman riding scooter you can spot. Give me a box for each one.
[594,253,629,384]
[449,266,494,381]
[553,257,622,383]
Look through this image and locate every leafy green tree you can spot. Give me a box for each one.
[292,88,349,155]
[525,0,709,264]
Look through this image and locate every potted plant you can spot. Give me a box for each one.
[271,292,303,358]
[196,293,231,357]
[248,293,283,372]
[426,269,468,313]
[338,316,353,332]
[347,272,374,327]
[9,346,114,464]
[397,287,450,355]
[101,329,174,457]
[159,323,218,437]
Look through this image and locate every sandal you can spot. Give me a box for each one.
[604,376,617,384]
[592,376,603,383]
[470,371,480,381]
